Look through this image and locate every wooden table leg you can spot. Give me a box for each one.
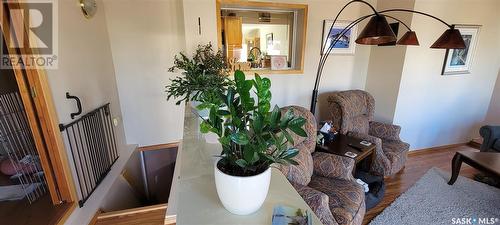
[448,153,463,185]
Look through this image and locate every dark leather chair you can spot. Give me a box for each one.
[479,125,500,152]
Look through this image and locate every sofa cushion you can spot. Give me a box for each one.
[350,115,370,134]
[308,175,365,225]
[278,147,313,186]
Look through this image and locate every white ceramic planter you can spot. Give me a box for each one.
[214,161,271,215]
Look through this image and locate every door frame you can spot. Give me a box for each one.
[1,0,77,214]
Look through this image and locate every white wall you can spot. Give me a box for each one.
[43,0,132,224]
[103,0,186,147]
[393,0,500,150]
[485,70,500,125]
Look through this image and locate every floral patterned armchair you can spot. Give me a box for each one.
[278,106,365,225]
[327,90,410,176]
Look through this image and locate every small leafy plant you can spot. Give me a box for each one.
[166,43,232,105]
[197,71,307,176]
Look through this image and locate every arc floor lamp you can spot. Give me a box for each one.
[310,0,466,114]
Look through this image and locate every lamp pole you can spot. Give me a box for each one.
[309,0,462,114]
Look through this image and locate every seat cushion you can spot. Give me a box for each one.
[308,175,364,225]
[381,140,409,175]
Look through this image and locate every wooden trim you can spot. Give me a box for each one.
[165,215,177,225]
[56,202,77,225]
[216,0,223,48]
[97,204,168,220]
[1,0,77,206]
[215,0,308,75]
[87,209,101,225]
[408,142,470,156]
[138,142,180,152]
[220,0,308,10]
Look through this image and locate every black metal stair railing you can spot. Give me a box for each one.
[59,103,119,207]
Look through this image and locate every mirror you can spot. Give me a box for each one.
[217,1,307,73]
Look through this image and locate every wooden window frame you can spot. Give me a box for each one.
[216,0,308,75]
[1,1,77,223]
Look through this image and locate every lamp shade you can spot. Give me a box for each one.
[430,28,466,49]
[355,15,397,45]
[397,31,420,46]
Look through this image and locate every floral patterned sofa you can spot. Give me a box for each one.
[278,106,365,225]
[326,90,410,176]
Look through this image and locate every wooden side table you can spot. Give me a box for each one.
[316,134,376,173]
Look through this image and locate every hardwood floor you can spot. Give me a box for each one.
[362,145,480,225]
[0,193,73,225]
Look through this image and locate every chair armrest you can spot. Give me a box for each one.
[292,183,338,225]
[479,125,500,152]
[369,121,402,141]
[312,152,355,181]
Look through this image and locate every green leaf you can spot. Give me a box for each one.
[253,113,263,134]
[200,121,211,133]
[281,148,299,159]
[235,159,248,168]
[288,126,307,137]
[218,110,230,116]
[209,107,217,123]
[230,132,249,145]
[282,129,294,145]
[219,136,231,147]
[261,77,271,90]
[289,117,306,128]
[196,102,212,110]
[226,88,234,106]
[243,147,259,164]
[234,70,245,84]
[270,105,281,128]
[280,109,294,128]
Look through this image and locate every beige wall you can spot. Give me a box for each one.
[485,70,500,125]
[365,0,415,123]
[103,0,186,147]
[393,0,500,149]
[185,0,376,118]
[43,0,130,224]
[102,0,376,147]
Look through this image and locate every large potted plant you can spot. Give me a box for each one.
[166,46,307,215]
[166,43,231,107]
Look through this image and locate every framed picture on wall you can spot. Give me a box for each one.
[266,33,274,50]
[441,25,481,75]
[270,55,287,70]
[321,20,358,55]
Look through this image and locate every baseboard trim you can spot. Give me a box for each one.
[138,142,180,152]
[87,209,101,225]
[408,142,469,156]
[165,215,177,225]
